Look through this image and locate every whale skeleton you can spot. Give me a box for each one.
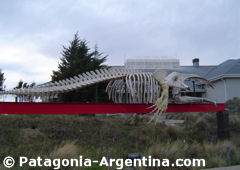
[0,68,216,122]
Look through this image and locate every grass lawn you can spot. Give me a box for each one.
[0,98,239,169]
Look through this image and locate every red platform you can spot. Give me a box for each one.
[0,102,225,114]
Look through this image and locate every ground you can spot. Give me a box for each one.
[0,98,239,170]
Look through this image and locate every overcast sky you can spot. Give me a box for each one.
[0,0,239,89]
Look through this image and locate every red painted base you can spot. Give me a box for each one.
[0,102,225,114]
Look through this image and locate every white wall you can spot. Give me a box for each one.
[206,77,240,103]
[225,78,240,101]
[205,79,226,103]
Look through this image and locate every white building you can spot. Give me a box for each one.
[168,58,240,103]
[204,59,240,103]
[124,56,180,69]
[117,57,240,103]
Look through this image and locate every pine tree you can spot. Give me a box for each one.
[51,33,108,102]
[14,80,35,89]
[0,70,5,91]
[14,80,36,102]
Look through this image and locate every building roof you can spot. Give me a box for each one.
[114,58,240,81]
[165,66,217,77]
[169,59,240,81]
[205,59,240,80]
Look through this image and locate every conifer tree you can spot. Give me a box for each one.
[0,70,5,91]
[51,33,108,102]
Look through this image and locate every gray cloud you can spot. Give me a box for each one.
[0,0,239,89]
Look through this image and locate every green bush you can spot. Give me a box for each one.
[225,97,240,113]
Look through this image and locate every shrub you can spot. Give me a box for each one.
[188,142,203,158]
[184,113,198,126]
[50,141,78,159]
[202,113,215,123]
[164,125,183,140]
[194,117,209,131]
[203,141,237,168]
[148,140,187,160]
[225,97,240,113]
[229,114,240,131]
[22,128,44,141]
